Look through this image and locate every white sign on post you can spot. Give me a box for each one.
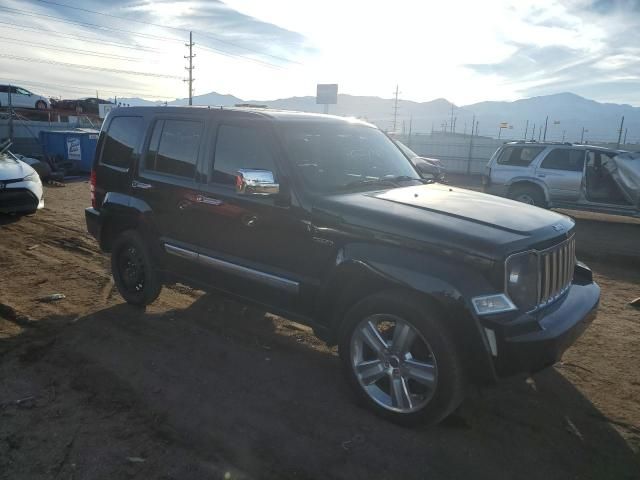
[99,103,114,119]
[66,137,82,161]
[316,84,338,105]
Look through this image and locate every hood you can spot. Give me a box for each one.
[0,155,36,181]
[312,183,574,261]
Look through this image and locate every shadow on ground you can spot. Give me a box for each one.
[1,294,638,479]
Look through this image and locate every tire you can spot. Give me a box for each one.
[111,230,162,306]
[338,290,465,426]
[509,184,546,208]
[35,100,47,110]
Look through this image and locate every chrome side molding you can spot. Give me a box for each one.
[164,243,299,294]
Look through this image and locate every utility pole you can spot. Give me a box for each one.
[392,84,400,132]
[531,123,535,141]
[538,125,542,142]
[8,84,13,143]
[543,115,549,142]
[452,117,457,134]
[616,115,625,149]
[475,121,479,136]
[623,127,628,145]
[467,114,475,176]
[449,103,455,134]
[580,127,585,143]
[184,31,195,106]
[408,116,413,147]
[562,130,566,142]
[524,120,529,140]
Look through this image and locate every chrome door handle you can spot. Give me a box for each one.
[196,195,223,206]
[132,180,152,189]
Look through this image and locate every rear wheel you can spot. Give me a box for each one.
[338,291,465,426]
[111,230,162,306]
[509,184,546,208]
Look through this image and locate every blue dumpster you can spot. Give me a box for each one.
[39,128,100,174]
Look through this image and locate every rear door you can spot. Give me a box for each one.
[535,148,585,201]
[133,115,208,264]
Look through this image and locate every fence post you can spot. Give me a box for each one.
[466,115,475,176]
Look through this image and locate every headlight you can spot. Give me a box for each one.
[506,251,539,312]
[23,171,40,183]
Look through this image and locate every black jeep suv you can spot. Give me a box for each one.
[86,107,600,425]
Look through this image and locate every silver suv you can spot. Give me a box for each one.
[483,141,639,218]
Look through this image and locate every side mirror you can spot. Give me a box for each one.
[235,169,279,196]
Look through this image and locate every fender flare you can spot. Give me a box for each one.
[505,177,551,205]
[316,243,499,384]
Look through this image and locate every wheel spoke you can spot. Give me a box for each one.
[404,359,436,387]
[355,359,386,385]
[390,375,412,410]
[359,321,388,356]
[390,321,416,354]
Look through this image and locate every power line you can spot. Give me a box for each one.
[0,77,175,100]
[0,35,145,62]
[28,0,302,65]
[198,44,283,70]
[0,5,184,43]
[0,21,162,52]
[0,54,181,79]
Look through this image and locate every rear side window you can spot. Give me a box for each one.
[211,124,276,185]
[497,146,544,166]
[541,149,585,172]
[100,116,143,169]
[146,119,202,178]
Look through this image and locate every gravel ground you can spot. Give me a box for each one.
[0,180,638,480]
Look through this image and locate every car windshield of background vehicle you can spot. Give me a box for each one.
[282,124,421,192]
[497,146,545,166]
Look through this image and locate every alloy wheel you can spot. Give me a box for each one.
[350,314,438,413]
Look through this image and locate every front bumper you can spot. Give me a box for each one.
[0,184,43,214]
[481,266,600,377]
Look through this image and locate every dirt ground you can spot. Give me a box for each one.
[0,181,639,480]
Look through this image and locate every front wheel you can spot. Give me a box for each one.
[35,100,47,110]
[338,291,465,426]
[509,184,546,208]
[111,230,162,306]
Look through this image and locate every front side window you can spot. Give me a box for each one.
[146,119,202,178]
[100,116,144,169]
[281,123,420,192]
[497,146,544,166]
[541,149,585,172]
[16,88,30,95]
[211,124,277,185]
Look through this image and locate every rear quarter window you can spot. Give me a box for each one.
[100,116,144,169]
[496,146,544,167]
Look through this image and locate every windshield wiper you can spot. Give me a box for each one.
[340,177,399,191]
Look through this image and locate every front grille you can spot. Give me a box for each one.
[0,188,38,211]
[537,235,576,309]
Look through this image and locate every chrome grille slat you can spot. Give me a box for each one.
[536,235,575,310]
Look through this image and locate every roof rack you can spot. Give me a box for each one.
[507,140,574,146]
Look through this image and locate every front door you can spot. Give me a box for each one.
[193,120,319,315]
[535,148,585,202]
[10,87,32,108]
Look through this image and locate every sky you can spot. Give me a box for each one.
[0,0,639,106]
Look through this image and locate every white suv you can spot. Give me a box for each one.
[0,85,50,110]
[483,141,639,218]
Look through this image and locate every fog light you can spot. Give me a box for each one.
[472,294,517,315]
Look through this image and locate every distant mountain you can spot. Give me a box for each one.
[111,91,640,143]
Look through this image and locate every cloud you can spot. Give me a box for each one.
[464,0,640,104]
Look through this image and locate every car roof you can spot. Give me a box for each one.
[501,141,619,152]
[107,106,376,128]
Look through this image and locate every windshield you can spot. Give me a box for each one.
[281,123,421,193]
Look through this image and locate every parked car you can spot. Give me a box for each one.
[0,147,44,214]
[0,85,50,110]
[393,139,446,182]
[483,141,639,217]
[85,108,599,425]
[51,97,113,114]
